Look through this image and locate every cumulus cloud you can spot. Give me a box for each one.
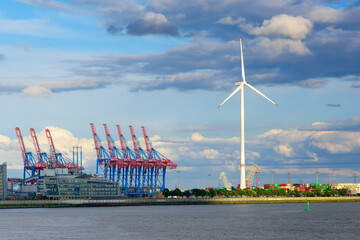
[0,78,114,97]
[273,144,294,157]
[21,86,52,98]
[127,12,179,36]
[249,14,313,40]
[307,6,344,23]
[216,16,245,25]
[252,37,311,56]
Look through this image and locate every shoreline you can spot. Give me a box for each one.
[1,196,359,208]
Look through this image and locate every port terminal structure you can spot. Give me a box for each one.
[90,124,177,196]
[15,127,83,182]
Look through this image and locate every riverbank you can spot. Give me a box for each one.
[1,196,359,208]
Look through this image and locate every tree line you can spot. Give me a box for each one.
[163,188,348,198]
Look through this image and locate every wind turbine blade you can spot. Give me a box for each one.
[218,83,244,108]
[245,83,278,107]
[240,34,246,83]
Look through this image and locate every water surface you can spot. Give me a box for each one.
[0,202,359,239]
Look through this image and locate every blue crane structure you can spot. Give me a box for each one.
[103,124,127,183]
[90,123,111,181]
[129,125,152,194]
[116,124,137,194]
[16,127,84,182]
[90,124,177,194]
[141,126,177,192]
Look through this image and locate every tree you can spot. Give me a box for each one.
[171,188,182,197]
[183,190,191,198]
[163,188,170,198]
[208,188,216,198]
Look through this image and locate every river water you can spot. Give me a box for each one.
[0,202,359,239]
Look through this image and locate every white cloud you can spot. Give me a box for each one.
[307,6,344,24]
[0,17,65,37]
[250,14,313,40]
[21,86,52,98]
[274,144,293,157]
[216,16,245,25]
[252,37,311,56]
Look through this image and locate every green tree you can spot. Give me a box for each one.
[183,190,191,198]
[163,188,170,198]
[171,188,182,197]
[208,188,216,198]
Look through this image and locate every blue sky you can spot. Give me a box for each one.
[1,0,360,189]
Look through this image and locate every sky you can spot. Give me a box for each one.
[0,0,360,189]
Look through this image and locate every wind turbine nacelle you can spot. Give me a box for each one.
[235,81,242,86]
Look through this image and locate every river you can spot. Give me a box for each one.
[0,202,359,239]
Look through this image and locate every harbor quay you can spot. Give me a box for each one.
[1,196,359,208]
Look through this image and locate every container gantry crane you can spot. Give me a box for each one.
[103,124,127,182]
[129,125,150,193]
[15,127,38,180]
[116,124,137,193]
[90,124,177,194]
[246,163,260,188]
[90,123,110,180]
[219,171,233,190]
[45,128,83,172]
[142,126,177,192]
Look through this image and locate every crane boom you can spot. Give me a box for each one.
[246,163,260,188]
[141,126,152,155]
[15,127,28,165]
[103,124,114,154]
[116,125,127,154]
[129,125,140,155]
[30,128,42,163]
[90,123,101,159]
[219,171,233,190]
[45,129,57,162]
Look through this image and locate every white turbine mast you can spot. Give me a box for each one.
[218,34,278,189]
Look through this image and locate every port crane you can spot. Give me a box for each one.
[104,124,127,182]
[218,171,233,190]
[45,128,82,172]
[142,126,177,192]
[15,127,38,179]
[129,125,150,193]
[90,123,111,180]
[116,124,136,193]
[246,163,260,188]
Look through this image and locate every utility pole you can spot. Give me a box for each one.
[354,173,357,184]
[288,172,290,185]
[271,171,274,185]
[177,171,180,189]
[316,171,319,184]
[329,169,331,185]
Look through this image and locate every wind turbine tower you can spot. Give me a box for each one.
[218,35,278,189]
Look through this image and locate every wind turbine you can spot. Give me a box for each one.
[218,34,278,189]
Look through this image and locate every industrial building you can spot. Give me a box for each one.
[37,169,119,198]
[0,162,7,200]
